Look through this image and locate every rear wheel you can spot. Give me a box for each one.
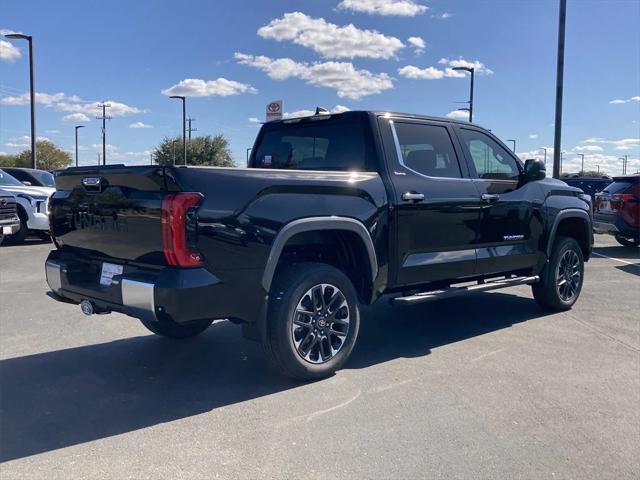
[532,236,584,311]
[140,317,212,339]
[614,234,639,248]
[264,263,360,380]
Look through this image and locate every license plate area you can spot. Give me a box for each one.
[2,226,12,235]
[100,262,124,286]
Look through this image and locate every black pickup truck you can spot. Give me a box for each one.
[46,111,593,379]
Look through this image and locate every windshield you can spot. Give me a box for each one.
[29,170,55,187]
[0,169,26,187]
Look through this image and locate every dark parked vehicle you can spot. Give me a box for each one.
[0,189,21,244]
[45,111,593,379]
[563,176,612,203]
[594,174,640,247]
[2,167,56,188]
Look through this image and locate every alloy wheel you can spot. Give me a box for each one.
[556,249,581,302]
[291,283,350,364]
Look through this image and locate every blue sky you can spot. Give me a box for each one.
[1,0,638,175]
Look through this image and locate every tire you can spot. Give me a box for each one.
[532,236,584,311]
[614,234,639,248]
[264,262,360,380]
[140,317,212,339]
[5,215,28,245]
[35,231,52,242]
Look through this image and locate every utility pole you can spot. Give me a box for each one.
[98,153,101,165]
[552,0,567,179]
[577,153,584,175]
[96,103,112,165]
[620,155,628,175]
[187,117,197,141]
[5,33,36,168]
[74,125,84,167]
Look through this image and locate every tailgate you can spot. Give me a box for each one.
[50,165,178,265]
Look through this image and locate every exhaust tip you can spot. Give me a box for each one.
[80,300,94,316]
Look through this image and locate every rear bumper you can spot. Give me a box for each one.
[593,213,639,239]
[45,251,226,324]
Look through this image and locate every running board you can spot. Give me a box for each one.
[391,275,539,306]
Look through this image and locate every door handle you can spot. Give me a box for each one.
[481,193,500,203]
[402,192,425,202]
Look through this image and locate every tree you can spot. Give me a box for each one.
[16,140,72,170]
[153,134,235,167]
[0,154,22,168]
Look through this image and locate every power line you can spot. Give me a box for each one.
[96,102,112,165]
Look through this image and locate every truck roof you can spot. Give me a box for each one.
[267,110,474,127]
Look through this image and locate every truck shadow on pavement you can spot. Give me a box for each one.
[0,292,550,462]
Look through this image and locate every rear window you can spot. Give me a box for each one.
[252,122,370,171]
[603,181,633,194]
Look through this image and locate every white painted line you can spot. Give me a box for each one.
[592,251,639,266]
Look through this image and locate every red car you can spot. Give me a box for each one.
[594,174,640,247]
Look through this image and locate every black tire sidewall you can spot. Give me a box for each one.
[548,236,584,308]
[615,234,639,248]
[268,263,360,379]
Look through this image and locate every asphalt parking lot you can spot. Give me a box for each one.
[0,235,638,480]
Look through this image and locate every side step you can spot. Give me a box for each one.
[391,275,539,306]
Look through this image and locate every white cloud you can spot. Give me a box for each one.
[528,134,538,139]
[248,117,261,124]
[438,57,494,75]
[129,121,153,129]
[574,145,604,152]
[284,105,351,119]
[0,39,21,62]
[446,110,470,120]
[1,91,140,119]
[609,96,640,104]
[337,0,428,16]
[399,57,493,80]
[432,12,452,19]
[0,92,77,105]
[257,12,404,59]
[582,137,640,150]
[235,53,393,100]
[161,78,257,97]
[4,142,29,148]
[407,36,426,54]
[45,129,61,134]
[62,113,90,122]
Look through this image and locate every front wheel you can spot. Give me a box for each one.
[264,263,360,380]
[5,216,28,245]
[140,317,212,339]
[615,234,639,248]
[532,236,584,311]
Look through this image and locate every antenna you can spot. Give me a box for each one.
[96,102,112,165]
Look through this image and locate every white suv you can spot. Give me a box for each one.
[0,169,55,243]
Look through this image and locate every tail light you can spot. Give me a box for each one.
[161,192,203,267]
[612,193,634,204]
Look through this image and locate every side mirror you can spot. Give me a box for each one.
[523,158,546,182]
[22,181,32,186]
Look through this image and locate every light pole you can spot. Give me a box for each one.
[552,0,567,179]
[540,147,548,163]
[507,139,516,152]
[577,153,584,175]
[74,125,84,167]
[170,95,187,165]
[452,66,475,122]
[596,165,600,175]
[619,155,628,175]
[5,33,36,169]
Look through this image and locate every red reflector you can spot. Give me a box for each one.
[161,193,203,267]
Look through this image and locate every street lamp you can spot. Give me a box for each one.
[540,147,547,163]
[5,33,36,169]
[452,66,474,122]
[507,139,516,152]
[577,153,584,175]
[169,95,187,165]
[74,125,84,167]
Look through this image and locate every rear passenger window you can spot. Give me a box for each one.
[392,122,462,178]
[253,122,370,171]
[458,129,520,181]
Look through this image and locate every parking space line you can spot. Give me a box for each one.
[592,251,639,266]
